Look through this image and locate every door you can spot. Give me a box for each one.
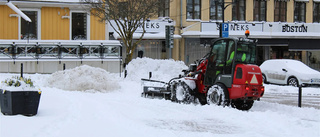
[204,39,234,86]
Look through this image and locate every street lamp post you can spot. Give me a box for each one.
[218,0,233,38]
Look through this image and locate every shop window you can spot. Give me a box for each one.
[210,0,223,21]
[187,0,201,20]
[253,0,266,21]
[232,0,246,21]
[185,38,211,65]
[72,13,87,40]
[313,2,320,23]
[20,11,38,40]
[294,2,306,23]
[274,0,287,22]
[158,0,170,17]
[133,40,162,59]
[270,46,301,60]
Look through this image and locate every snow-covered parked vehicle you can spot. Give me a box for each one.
[260,59,320,87]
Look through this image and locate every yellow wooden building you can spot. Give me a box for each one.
[0,1,123,74]
[0,0,107,40]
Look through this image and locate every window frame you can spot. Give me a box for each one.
[186,0,201,20]
[19,9,41,40]
[232,0,246,21]
[313,2,320,23]
[70,11,90,40]
[158,0,170,17]
[210,0,223,21]
[253,0,267,21]
[274,0,287,22]
[294,2,306,23]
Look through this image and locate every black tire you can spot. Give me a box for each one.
[262,74,268,84]
[171,81,194,104]
[231,99,254,111]
[206,83,230,106]
[287,77,299,87]
[197,93,207,105]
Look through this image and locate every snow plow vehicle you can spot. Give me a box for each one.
[141,37,264,110]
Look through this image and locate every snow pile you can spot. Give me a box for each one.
[45,65,120,93]
[125,57,188,82]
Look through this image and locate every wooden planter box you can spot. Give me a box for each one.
[0,89,41,116]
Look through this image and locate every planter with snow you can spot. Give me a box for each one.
[0,76,41,116]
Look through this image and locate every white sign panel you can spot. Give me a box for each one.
[201,22,263,32]
[109,20,174,33]
[265,23,320,33]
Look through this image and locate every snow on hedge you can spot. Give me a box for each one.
[125,57,188,82]
[45,65,120,93]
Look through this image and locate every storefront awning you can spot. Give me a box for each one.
[289,39,320,50]
[257,39,289,46]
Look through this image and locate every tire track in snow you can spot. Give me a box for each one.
[33,88,81,137]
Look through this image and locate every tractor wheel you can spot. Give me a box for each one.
[207,83,230,106]
[231,99,254,110]
[171,81,194,104]
[197,93,207,105]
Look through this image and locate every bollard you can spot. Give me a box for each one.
[124,70,127,78]
[298,85,302,108]
[63,63,66,70]
[20,63,23,78]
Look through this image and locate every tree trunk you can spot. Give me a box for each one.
[124,41,137,66]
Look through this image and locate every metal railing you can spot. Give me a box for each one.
[0,40,122,60]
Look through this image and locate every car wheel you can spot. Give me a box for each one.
[287,77,299,87]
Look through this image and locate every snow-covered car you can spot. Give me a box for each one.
[259,59,320,87]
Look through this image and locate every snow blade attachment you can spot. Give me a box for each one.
[141,78,171,99]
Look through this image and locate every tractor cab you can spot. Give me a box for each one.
[204,37,258,88]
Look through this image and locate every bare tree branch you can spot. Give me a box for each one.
[81,0,167,64]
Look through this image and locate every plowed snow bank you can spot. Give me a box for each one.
[46,65,120,92]
[125,57,188,82]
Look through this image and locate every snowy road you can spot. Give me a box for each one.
[262,92,320,109]
[263,84,320,109]
[1,78,320,137]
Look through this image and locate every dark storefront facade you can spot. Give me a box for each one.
[182,22,320,71]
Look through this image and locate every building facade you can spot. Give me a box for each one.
[166,0,320,70]
[0,0,122,73]
[1,0,319,72]
[0,0,108,40]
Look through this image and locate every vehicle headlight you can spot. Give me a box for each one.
[311,79,320,83]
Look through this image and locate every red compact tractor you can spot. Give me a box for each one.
[142,37,264,110]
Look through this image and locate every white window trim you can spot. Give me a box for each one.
[19,8,41,40]
[69,11,90,40]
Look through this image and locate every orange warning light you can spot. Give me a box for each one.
[245,30,250,38]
